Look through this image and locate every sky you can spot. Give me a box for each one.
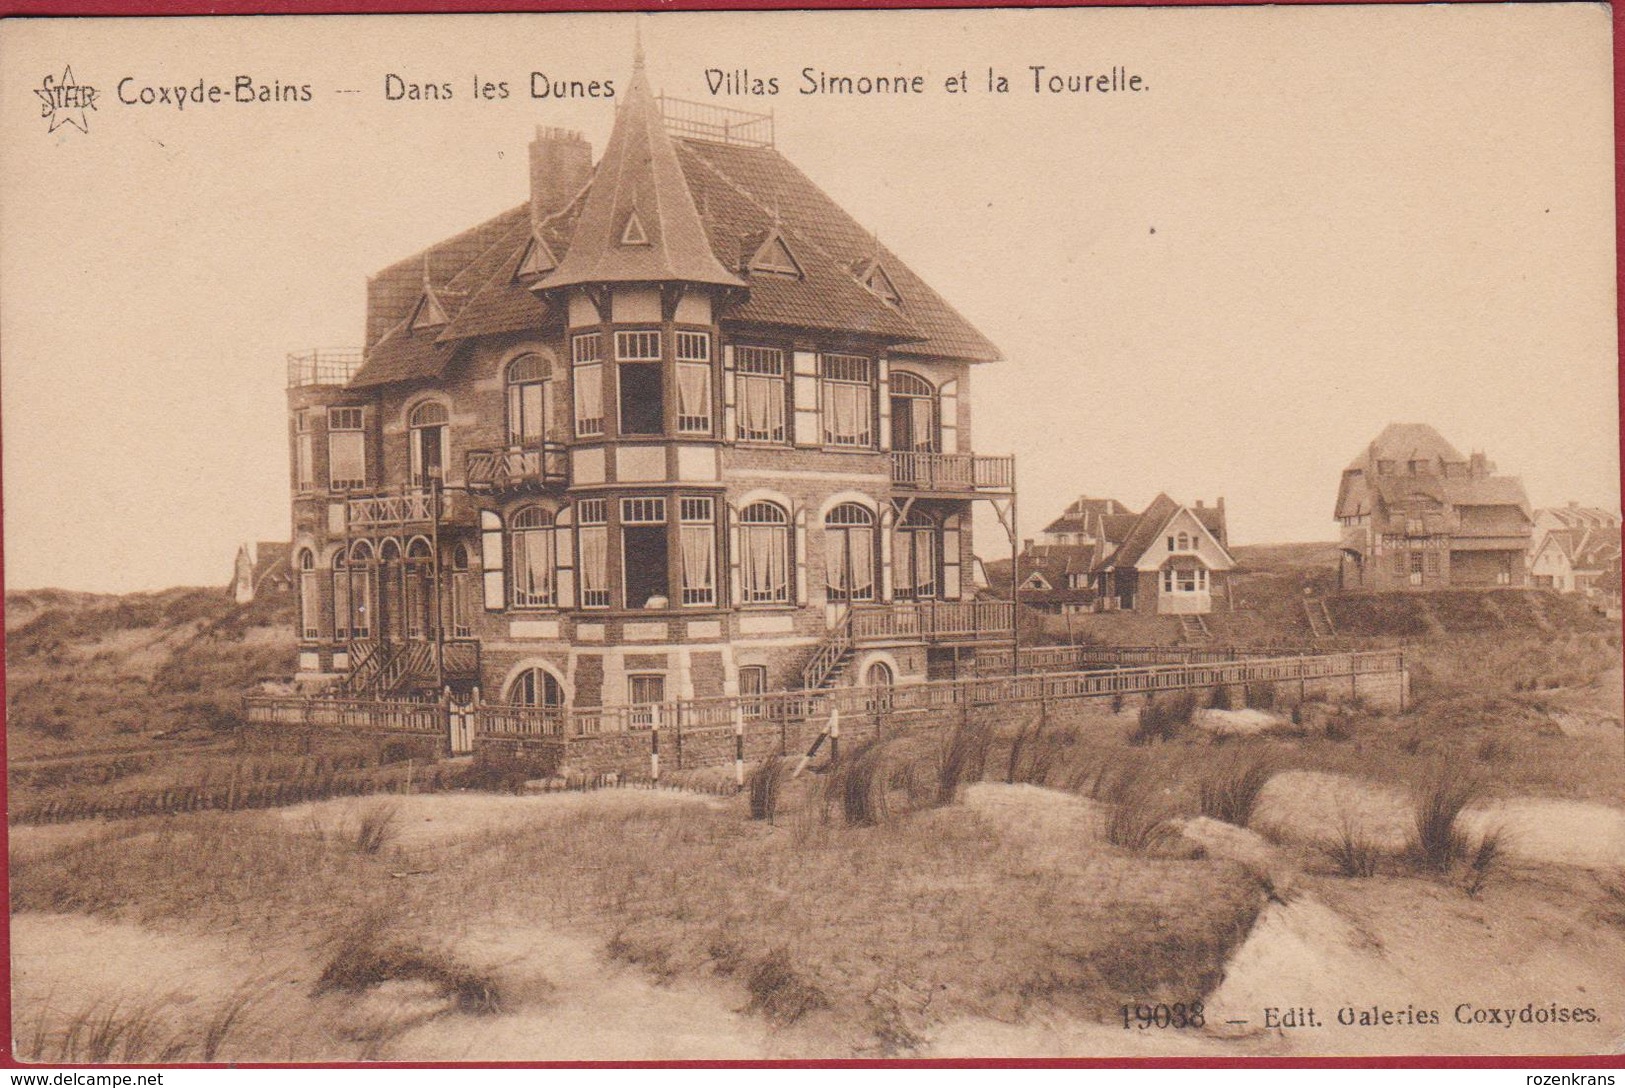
[1,6,1618,593]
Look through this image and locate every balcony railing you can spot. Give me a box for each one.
[890,452,1014,493]
[465,445,568,492]
[348,489,435,529]
[287,348,363,388]
[849,599,1014,644]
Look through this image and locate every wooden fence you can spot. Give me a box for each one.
[246,649,1407,769]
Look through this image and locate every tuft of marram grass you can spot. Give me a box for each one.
[1196,749,1274,827]
[352,802,400,856]
[1324,812,1383,877]
[1409,760,1480,872]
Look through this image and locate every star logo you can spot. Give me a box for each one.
[36,67,97,135]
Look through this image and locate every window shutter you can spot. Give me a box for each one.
[943,513,963,599]
[792,350,819,446]
[877,358,891,450]
[794,508,808,606]
[555,506,575,608]
[939,379,960,454]
[728,505,743,606]
[879,505,895,602]
[481,510,505,610]
[722,345,737,443]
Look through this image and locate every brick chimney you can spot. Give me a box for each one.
[530,127,593,231]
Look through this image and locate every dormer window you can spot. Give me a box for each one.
[861,262,901,307]
[620,209,650,247]
[749,231,803,278]
[516,235,557,279]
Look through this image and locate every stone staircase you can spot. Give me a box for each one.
[801,610,855,691]
[1178,613,1211,642]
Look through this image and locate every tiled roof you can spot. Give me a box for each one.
[1101,493,1181,570]
[540,58,743,292]
[1345,422,1466,471]
[678,139,999,361]
[355,62,1000,384]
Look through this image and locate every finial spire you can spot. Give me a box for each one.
[633,21,645,72]
[421,253,433,290]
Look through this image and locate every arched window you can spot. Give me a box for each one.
[332,552,350,641]
[739,502,790,604]
[824,503,876,602]
[864,660,894,712]
[347,540,374,639]
[510,506,556,608]
[889,371,938,453]
[404,538,433,640]
[297,548,319,640]
[449,543,475,639]
[506,354,551,447]
[408,400,450,487]
[895,509,939,600]
[508,666,565,708]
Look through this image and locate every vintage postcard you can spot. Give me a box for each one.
[1,6,1620,1064]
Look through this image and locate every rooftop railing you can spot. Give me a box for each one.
[658,95,774,148]
[287,348,363,388]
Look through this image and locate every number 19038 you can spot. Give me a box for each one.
[1121,1002,1205,1030]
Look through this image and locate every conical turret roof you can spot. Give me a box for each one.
[540,50,744,291]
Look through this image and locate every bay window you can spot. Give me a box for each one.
[676,332,713,434]
[572,333,604,437]
[328,407,366,490]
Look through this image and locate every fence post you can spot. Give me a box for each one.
[650,714,661,784]
[830,705,841,763]
[734,703,746,787]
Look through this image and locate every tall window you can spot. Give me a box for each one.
[895,509,939,600]
[347,541,374,639]
[332,553,350,640]
[577,499,609,608]
[298,549,319,640]
[510,506,557,608]
[622,496,669,608]
[676,332,713,435]
[736,346,788,444]
[450,544,476,638]
[573,333,604,437]
[408,401,449,488]
[509,666,564,708]
[739,501,790,604]
[889,371,938,453]
[328,407,366,490]
[679,497,717,606]
[294,412,314,491]
[825,503,876,601]
[506,354,550,446]
[616,330,663,435]
[820,354,874,447]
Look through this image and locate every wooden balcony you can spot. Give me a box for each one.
[465,445,568,493]
[849,599,1014,645]
[347,489,436,529]
[890,452,1014,494]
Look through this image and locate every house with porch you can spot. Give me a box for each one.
[283,46,1015,716]
[1335,424,1533,591]
[1017,494,1234,615]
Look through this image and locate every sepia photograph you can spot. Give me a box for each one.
[1,5,1621,1064]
